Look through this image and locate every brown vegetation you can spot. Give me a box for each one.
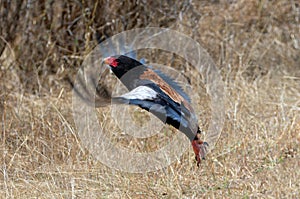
[1,0,299,198]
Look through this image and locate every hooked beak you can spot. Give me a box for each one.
[103,57,110,65]
[103,57,118,67]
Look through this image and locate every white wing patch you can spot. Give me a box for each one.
[120,86,157,100]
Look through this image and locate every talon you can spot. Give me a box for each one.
[192,140,208,167]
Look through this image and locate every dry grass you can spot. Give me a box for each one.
[1,0,300,198]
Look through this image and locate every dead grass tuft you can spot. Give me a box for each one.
[1,0,299,198]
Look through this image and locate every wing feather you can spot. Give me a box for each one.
[153,69,191,103]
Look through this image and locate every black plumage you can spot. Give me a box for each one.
[104,55,208,166]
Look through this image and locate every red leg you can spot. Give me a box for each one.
[192,139,208,167]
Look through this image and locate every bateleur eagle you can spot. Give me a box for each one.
[104,55,208,166]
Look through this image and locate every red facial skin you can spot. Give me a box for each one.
[104,57,118,67]
[104,55,206,166]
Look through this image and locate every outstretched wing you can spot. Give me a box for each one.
[112,85,198,140]
[153,69,191,103]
